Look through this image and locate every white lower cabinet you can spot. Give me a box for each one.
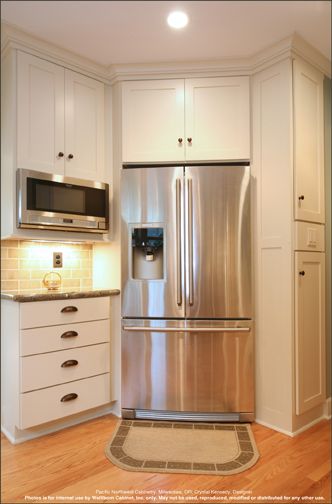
[1,296,112,439]
[20,374,110,429]
[295,252,326,415]
[21,342,110,392]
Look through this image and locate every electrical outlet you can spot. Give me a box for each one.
[53,252,63,268]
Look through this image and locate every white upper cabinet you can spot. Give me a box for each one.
[122,80,185,163]
[293,59,324,223]
[185,77,250,161]
[64,70,104,181]
[17,52,65,175]
[17,52,105,181]
[122,77,250,163]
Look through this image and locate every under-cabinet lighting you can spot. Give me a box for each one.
[167,11,189,29]
[24,240,83,245]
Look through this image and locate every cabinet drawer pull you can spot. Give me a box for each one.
[61,359,78,368]
[299,270,305,276]
[67,153,74,159]
[61,306,78,313]
[60,393,78,402]
[61,330,78,339]
[187,137,192,144]
[178,137,183,144]
[298,195,304,200]
[57,151,64,158]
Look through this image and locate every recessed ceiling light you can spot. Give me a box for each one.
[167,11,189,29]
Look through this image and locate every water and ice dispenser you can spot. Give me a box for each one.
[131,227,164,280]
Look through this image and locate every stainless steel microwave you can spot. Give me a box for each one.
[17,169,109,233]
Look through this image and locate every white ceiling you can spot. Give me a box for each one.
[1,1,331,66]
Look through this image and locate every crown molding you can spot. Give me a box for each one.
[107,33,330,82]
[290,32,331,77]
[1,22,330,83]
[1,21,109,83]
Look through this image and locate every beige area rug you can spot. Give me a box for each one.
[105,420,259,475]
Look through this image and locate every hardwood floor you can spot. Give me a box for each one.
[1,415,331,504]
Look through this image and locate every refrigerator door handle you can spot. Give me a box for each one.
[176,178,182,306]
[123,326,250,333]
[188,178,194,305]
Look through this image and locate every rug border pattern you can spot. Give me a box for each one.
[105,420,260,476]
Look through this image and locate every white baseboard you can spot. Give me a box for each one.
[255,414,327,438]
[324,397,331,419]
[1,426,17,445]
[255,418,294,437]
[291,415,327,437]
[1,404,115,445]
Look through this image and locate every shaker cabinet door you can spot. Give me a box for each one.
[122,80,185,163]
[185,77,250,161]
[17,52,65,175]
[295,251,325,415]
[293,59,324,223]
[64,70,105,181]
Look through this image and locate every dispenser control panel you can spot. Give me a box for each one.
[131,227,164,280]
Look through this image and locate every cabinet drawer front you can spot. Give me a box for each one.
[20,319,110,356]
[20,373,110,429]
[21,343,110,392]
[20,297,110,329]
[294,221,325,252]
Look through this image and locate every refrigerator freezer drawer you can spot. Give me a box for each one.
[122,320,253,415]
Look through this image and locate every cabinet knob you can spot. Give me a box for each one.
[67,153,74,159]
[61,393,78,402]
[178,138,183,144]
[298,195,304,201]
[61,359,78,368]
[57,152,64,158]
[61,306,78,313]
[187,137,192,144]
[299,270,305,276]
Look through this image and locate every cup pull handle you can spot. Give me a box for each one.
[61,331,78,339]
[61,359,78,368]
[61,306,78,313]
[60,393,78,402]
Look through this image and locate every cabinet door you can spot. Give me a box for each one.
[185,77,250,161]
[122,80,185,163]
[65,70,105,181]
[295,251,325,415]
[293,59,324,223]
[17,52,65,174]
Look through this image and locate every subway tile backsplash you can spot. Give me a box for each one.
[1,240,92,292]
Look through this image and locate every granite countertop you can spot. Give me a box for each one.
[1,288,120,302]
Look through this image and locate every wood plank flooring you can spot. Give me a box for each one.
[1,415,331,504]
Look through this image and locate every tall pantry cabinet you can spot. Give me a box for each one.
[252,57,326,434]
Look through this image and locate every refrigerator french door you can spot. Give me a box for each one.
[121,164,253,422]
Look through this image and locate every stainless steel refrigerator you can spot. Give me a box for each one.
[121,164,253,422]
